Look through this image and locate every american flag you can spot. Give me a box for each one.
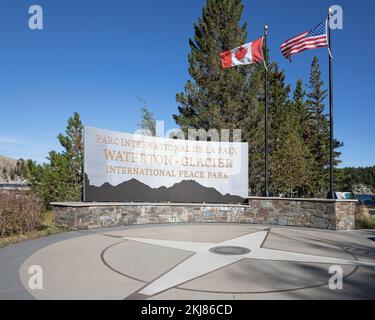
[281,22,328,60]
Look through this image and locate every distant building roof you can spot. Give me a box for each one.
[0,183,30,190]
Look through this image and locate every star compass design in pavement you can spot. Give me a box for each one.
[120,229,375,299]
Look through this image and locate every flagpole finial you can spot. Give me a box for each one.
[328,7,334,17]
[264,25,268,35]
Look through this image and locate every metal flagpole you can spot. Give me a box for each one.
[264,25,269,197]
[328,8,335,199]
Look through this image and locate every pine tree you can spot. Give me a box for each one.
[268,64,291,153]
[307,57,327,115]
[267,64,313,196]
[57,112,84,199]
[270,127,313,197]
[241,63,266,195]
[138,98,156,136]
[172,0,346,198]
[306,57,342,196]
[24,113,84,208]
[9,168,15,181]
[173,0,256,132]
[173,0,267,195]
[292,79,311,144]
[2,167,7,180]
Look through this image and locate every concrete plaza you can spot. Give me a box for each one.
[1,224,375,300]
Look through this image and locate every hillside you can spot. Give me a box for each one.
[0,155,23,183]
[337,166,375,193]
[0,155,17,168]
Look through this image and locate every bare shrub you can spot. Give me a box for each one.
[0,191,44,237]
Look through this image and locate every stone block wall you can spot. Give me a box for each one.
[52,198,358,231]
[245,198,357,230]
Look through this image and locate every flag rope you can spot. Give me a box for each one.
[328,47,333,60]
[263,60,268,72]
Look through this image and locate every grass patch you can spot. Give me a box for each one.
[0,211,71,248]
[356,207,375,230]
[357,215,375,229]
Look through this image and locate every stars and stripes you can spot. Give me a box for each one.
[281,22,328,60]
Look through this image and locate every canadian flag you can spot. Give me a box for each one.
[221,37,264,69]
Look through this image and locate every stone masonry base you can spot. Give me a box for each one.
[52,197,358,231]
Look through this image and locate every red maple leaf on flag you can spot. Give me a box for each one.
[235,46,248,61]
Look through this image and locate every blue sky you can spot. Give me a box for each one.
[0,0,374,167]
